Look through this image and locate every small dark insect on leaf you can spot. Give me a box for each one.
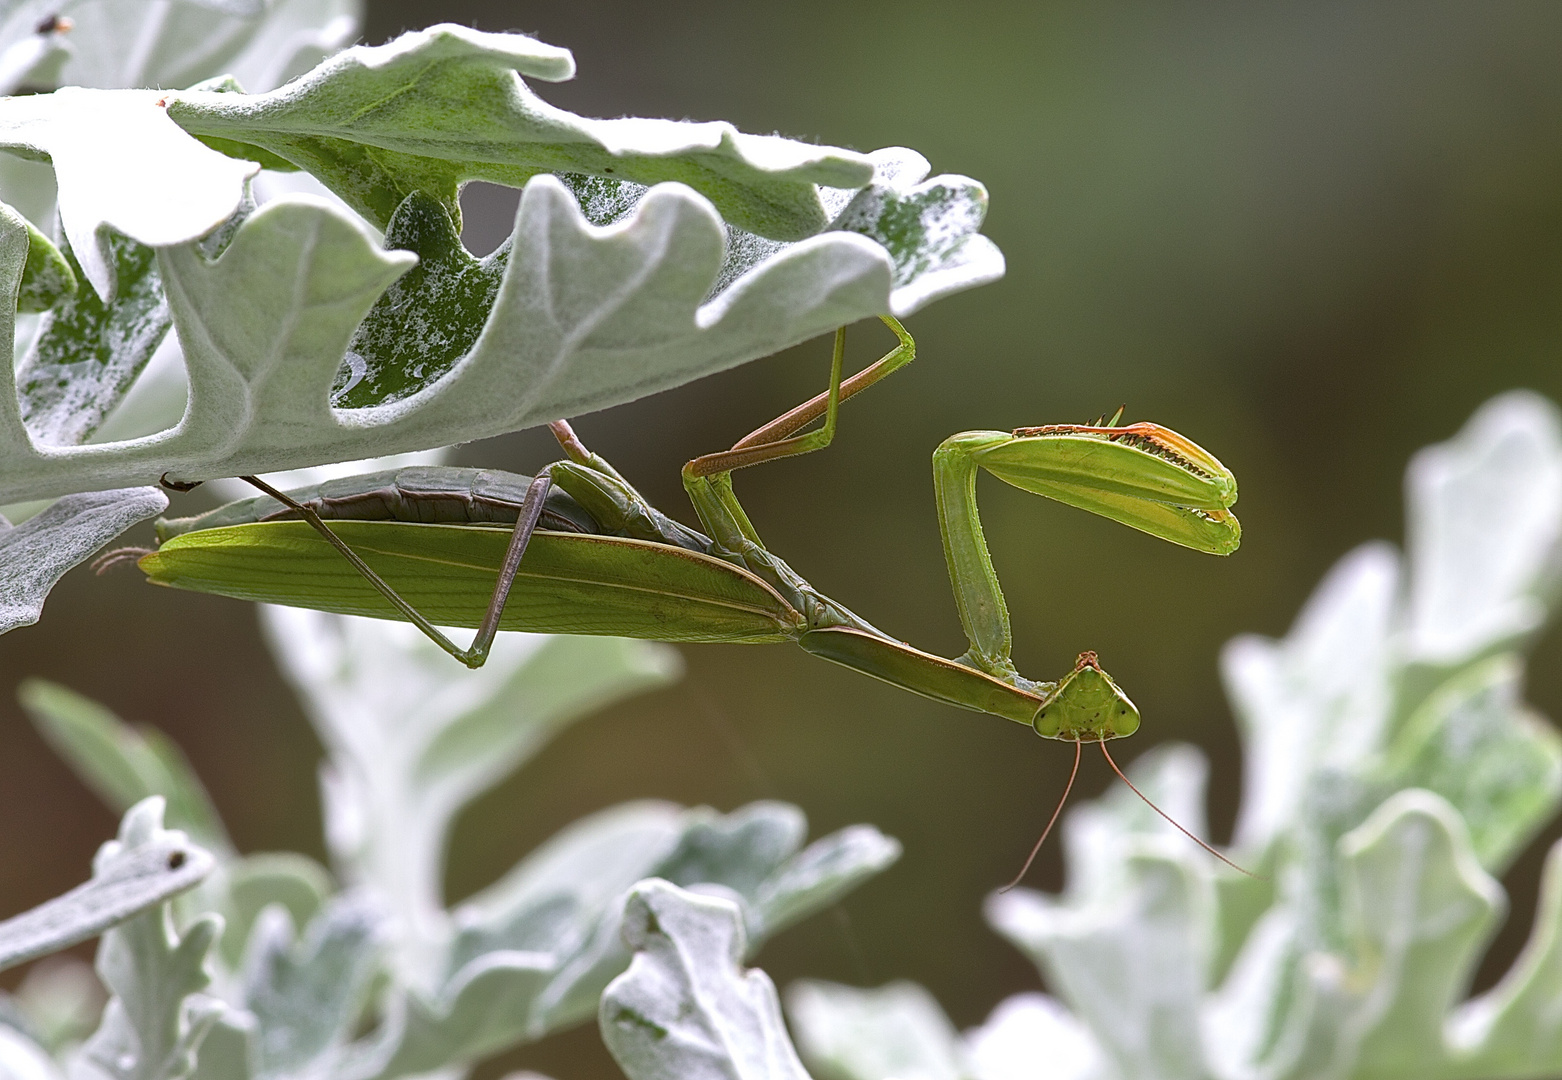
[35,14,72,34]
[166,850,186,870]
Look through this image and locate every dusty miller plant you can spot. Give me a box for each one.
[1,607,901,1080]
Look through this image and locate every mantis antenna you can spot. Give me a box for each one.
[1000,735,1082,892]
[1097,738,1261,880]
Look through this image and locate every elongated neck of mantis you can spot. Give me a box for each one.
[933,432,1019,679]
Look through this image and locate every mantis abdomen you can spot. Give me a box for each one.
[156,466,603,542]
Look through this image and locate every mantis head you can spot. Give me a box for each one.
[966,417,1241,555]
[1032,651,1140,740]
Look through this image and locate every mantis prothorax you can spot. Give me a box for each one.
[120,318,1248,878]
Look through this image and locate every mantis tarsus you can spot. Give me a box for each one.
[121,317,1248,877]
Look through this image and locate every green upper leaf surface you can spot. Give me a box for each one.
[166,24,872,241]
[17,228,170,447]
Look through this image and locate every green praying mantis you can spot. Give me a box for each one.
[116,317,1246,877]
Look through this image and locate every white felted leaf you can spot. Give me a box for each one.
[600,881,811,1080]
[0,798,215,974]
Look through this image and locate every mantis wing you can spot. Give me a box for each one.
[140,521,805,644]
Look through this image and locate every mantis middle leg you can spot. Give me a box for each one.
[237,472,553,669]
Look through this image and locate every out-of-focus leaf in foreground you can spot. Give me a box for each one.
[600,880,812,1080]
[0,798,214,974]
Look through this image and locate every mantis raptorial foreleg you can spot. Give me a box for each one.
[238,472,552,669]
[685,315,916,478]
[932,433,1017,680]
[931,420,1242,682]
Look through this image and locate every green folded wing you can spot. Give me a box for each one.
[141,521,805,644]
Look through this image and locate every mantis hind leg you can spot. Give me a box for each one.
[238,473,552,670]
[684,315,915,479]
[681,316,915,552]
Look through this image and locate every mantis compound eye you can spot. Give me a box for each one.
[1032,651,1140,740]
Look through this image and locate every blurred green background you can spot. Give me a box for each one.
[10,2,1562,1077]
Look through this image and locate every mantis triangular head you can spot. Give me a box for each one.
[1032,651,1140,740]
[1005,651,1258,889]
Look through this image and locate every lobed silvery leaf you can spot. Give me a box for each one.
[13,677,340,979]
[784,980,963,1080]
[1404,390,1562,669]
[0,484,166,634]
[504,805,897,1036]
[329,147,995,411]
[69,900,223,1080]
[0,168,995,503]
[983,745,1219,1080]
[599,879,811,1080]
[0,798,214,974]
[1335,792,1504,1080]
[165,24,872,240]
[0,0,360,97]
[18,679,231,855]
[987,847,1212,1080]
[1380,655,1562,873]
[748,824,900,940]
[214,854,334,971]
[30,799,224,1080]
[0,89,257,298]
[350,801,898,1078]
[229,895,384,1080]
[1052,743,1211,903]
[1222,542,1400,854]
[0,194,173,638]
[782,983,1105,1080]
[1448,838,1562,1077]
[0,0,359,292]
[260,605,679,982]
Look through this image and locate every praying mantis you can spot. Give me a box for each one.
[120,317,1246,874]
